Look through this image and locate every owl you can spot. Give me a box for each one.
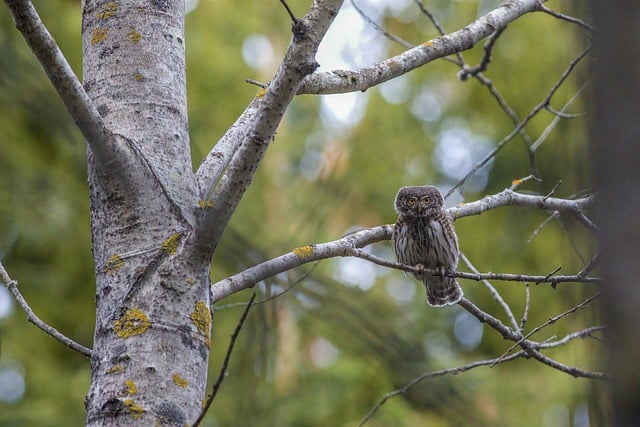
[393,185,463,307]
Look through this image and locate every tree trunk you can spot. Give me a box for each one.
[82,1,211,424]
[591,1,640,425]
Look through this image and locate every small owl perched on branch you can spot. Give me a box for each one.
[393,185,463,307]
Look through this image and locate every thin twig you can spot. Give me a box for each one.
[491,293,600,366]
[193,293,257,427]
[577,253,600,278]
[358,350,526,426]
[543,180,563,201]
[413,0,466,64]
[446,44,592,198]
[459,297,607,379]
[458,27,506,80]
[545,104,585,119]
[351,0,413,48]
[245,78,268,88]
[352,250,600,285]
[215,263,318,310]
[539,5,594,32]
[460,253,520,332]
[540,325,605,348]
[510,174,542,190]
[527,211,560,244]
[279,0,298,23]
[0,262,92,356]
[520,283,531,331]
[531,82,588,151]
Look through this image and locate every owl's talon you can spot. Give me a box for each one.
[415,263,426,274]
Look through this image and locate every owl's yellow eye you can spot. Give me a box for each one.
[422,196,431,204]
[407,197,417,205]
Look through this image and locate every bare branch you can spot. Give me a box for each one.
[0,262,92,357]
[445,44,591,197]
[577,253,600,278]
[447,188,595,221]
[527,211,560,244]
[195,0,344,252]
[540,325,606,349]
[460,252,520,331]
[531,82,588,151]
[195,101,260,196]
[458,298,607,379]
[298,0,546,94]
[539,5,594,32]
[351,0,413,48]
[211,226,392,301]
[193,294,256,427]
[458,27,506,80]
[520,283,531,330]
[2,0,124,176]
[279,0,298,23]
[492,294,600,365]
[212,189,598,301]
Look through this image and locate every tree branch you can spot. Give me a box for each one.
[211,190,597,301]
[194,0,344,253]
[492,293,600,365]
[445,43,592,197]
[298,0,546,95]
[2,0,124,176]
[0,262,92,357]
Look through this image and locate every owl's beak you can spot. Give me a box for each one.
[417,204,423,214]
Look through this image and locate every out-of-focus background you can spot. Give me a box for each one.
[0,1,602,426]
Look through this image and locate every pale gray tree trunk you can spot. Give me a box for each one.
[81,1,211,425]
[77,0,341,424]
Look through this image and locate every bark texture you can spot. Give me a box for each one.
[82,1,210,425]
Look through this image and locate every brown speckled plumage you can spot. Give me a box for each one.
[393,185,463,307]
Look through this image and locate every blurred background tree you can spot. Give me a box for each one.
[0,1,602,426]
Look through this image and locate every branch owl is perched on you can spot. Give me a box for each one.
[393,185,463,307]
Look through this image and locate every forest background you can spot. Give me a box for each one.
[0,0,601,426]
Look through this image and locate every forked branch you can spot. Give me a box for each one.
[211,189,597,302]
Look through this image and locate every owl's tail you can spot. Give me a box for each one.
[425,276,463,307]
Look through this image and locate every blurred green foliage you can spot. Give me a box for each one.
[0,0,603,426]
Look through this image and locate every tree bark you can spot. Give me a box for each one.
[82,1,211,425]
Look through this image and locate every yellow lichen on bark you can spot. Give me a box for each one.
[127,30,142,43]
[172,373,189,388]
[190,301,211,347]
[124,379,137,395]
[423,40,433,47]
[197,199,214,208]
[104,253,124,275]
[162,232,181,255]
[113,307,151,338]
[293,245,314,260]
[97,1,118,19]
[91,28,108,45]
[107,365,124,374]
[256,88,267,98]
[123,399,144,419]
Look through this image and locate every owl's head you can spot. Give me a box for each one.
[394,185,445,217]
